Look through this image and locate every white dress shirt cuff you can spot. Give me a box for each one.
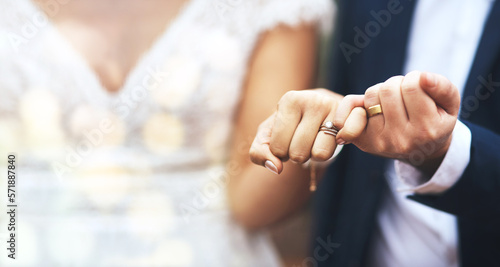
[394,121,472,195]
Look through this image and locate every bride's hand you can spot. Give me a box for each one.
[249,89,345,174]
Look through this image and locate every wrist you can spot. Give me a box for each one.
[409,134,452,177]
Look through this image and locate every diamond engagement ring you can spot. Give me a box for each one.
[319,121,338,137]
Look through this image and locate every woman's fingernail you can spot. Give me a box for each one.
[265,160,278,175]
[336,138,345,145]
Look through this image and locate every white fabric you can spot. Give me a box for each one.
[369,0,494,266]
[369,163,460,267]
[0,0,333,266]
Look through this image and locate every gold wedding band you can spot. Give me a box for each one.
[367,104,383,118]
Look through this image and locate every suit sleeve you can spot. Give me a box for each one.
[408,121,500,220]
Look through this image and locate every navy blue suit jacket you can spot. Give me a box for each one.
[313,0,500,266]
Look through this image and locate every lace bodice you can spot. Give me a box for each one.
[0,0,333,266]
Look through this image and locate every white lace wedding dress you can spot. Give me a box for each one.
[0,0,333,266]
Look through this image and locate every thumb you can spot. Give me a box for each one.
[420,72,461,116]
[249,114,284,174]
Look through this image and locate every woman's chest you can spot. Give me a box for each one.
[32,0,189,93]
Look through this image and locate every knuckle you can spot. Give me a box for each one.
[282,90,298,101]
[379,82,395,97]
[385,75,404,84]
[320,98,335,114]
[309,98,328,115]
[380,76,404,96]
[311,147,333,161]
[398,141,413,155]
[375,141,389,155]
[422,128,439,141]
[406,70,421,79]
[339,94,355,109]
[273,112,287,128]
[403,71,421,83]
[320,95,335,107]
[415,123,435,139]
[301,92,336,116]
[364,84,382,103]
[401,81,419,95]
[401,85,419,96]
[401,71,421,93]
[279,91,299,107]
[289,151,309,164]
[269,144,288,159]
[365,84,380,97]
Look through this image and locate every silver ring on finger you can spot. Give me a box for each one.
[318,121,338,137]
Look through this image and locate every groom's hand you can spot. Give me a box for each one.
[335,71,461,173]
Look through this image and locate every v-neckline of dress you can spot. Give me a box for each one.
[24,0,195,100]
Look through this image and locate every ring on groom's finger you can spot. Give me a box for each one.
[367,104,383,118]
[319,121,339,137]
